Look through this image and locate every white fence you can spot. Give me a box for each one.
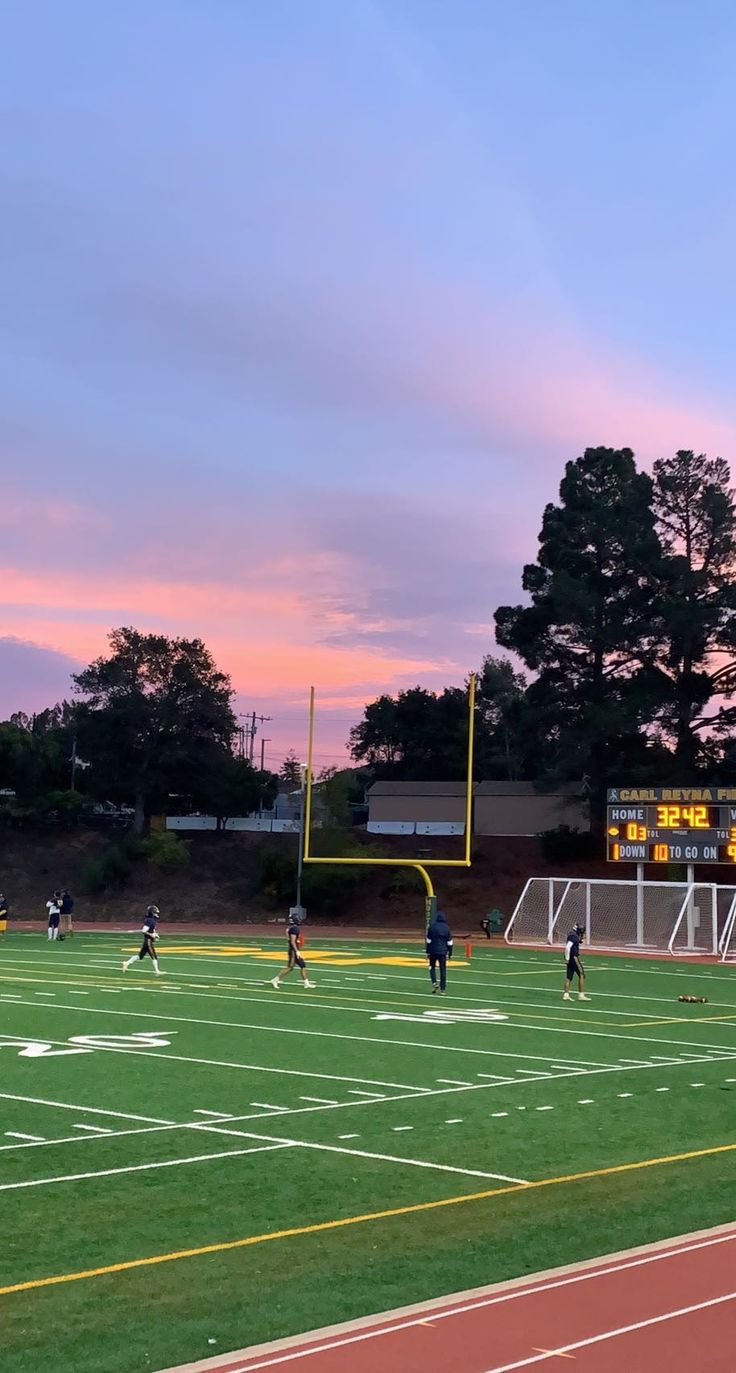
[506,877,736,956]
[367,821,465,837]
[166,815,299,834]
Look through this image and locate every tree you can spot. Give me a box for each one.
[349,686,466,779]
[0,704,77,802]
[651,451,736,773]
[349,665,529,782]
[280,751,303,789]
[475,656,528,780]
[317,767,360,827]
[199,757,278,831]
[73,627,236,832]
[495,447,662,813]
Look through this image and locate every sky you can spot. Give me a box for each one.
[3,0,736,769]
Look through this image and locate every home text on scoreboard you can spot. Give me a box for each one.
[606,786,736,865]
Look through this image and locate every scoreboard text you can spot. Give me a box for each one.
[606,786,736,864]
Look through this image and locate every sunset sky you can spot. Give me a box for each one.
[3,1,736,767]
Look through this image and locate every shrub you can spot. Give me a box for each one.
[79,844,132,895]
[142,830,190,873]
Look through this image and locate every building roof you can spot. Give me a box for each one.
[474,781,584,797]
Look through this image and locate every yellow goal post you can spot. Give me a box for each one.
[303,674,476,923]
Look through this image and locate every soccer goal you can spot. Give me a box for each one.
[719,891,736,962]
[506,876,736,956]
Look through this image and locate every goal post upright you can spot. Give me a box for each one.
[302,674,477,923]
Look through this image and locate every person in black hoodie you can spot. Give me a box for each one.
[60,889,74,939]
[426,909,453,994]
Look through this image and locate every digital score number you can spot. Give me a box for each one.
[654,805,716,829]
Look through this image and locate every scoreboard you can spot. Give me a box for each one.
[606,786,736,865]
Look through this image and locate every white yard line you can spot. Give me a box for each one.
[73,1123,113,1134]
[8,951,736,1036]
[5,1132,45,1142]
[6,989,733,1067]
[0,1142,291,1192]
[188,1122,529,1186]
[1,1037,734,1152]
[0,1091,172,1124]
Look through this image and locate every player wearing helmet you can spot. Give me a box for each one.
[563,921,590,1002]
[122,905,165,976]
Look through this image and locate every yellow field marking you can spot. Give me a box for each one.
[2,1138,735,1298]
[135,946,464,970]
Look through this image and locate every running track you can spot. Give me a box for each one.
[162,1224,736,1373]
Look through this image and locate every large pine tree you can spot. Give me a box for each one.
[651,450,736,773]
[495,447,662,811]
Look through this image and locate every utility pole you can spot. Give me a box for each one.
[70,736,78,791]
[238,712,272,765]
[258,739,272,817]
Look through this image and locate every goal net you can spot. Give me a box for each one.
[507,877,733,955]
[719,890,736,962]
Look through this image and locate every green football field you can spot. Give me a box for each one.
[2,928,736,1373]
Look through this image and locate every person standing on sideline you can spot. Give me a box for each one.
[0,893,8,938]
[122,905,165,976]
[46,891,62,941]
[60,889,74,938]
[426,908,453,994]
[563,922,590,1001]
[271,915,314,989]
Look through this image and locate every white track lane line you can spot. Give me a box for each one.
[219,1229,736,1371]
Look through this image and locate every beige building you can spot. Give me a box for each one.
[366,780,588,836]
[367,782,467,828]
[474,781,588,836]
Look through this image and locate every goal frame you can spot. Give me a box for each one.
[303,676,476,918]
[506,875,736,957]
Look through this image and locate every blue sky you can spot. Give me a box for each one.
[2,0,735,764]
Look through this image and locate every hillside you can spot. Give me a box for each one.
[0,827,625,929]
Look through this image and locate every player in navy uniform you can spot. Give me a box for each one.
[122,905,165,976]
[563,922,590,1001]
[271,916,314,989]
[426,909,454,994]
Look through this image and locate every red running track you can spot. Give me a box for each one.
[162,1224,736,1373]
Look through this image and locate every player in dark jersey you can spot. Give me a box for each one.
[122,905,165,976]
[270,916,314,989]
[426,910,454,994]
[563,922,590,1001]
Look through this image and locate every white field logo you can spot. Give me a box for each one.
[372,1008,508,1025]
[0,1031,175,1058]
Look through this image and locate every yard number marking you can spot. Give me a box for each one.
[372,1008,509,1025]
[0,1031,175,1060]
